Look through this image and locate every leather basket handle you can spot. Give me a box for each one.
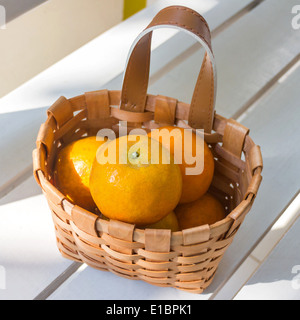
[120,5,217,133]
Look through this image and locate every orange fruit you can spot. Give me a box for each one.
[175,193,226,230]
[89,135,182,225]
[54,136,106,212]
[146,211,179,232]
[148,126,214,204]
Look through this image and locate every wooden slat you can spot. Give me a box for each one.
[234,217,300,300]
[215,60,300,293]
[211,63,300,299]
[0,107,47,198]
[0,176,74,300]
[47,264,201,300]
[213,192,300,300]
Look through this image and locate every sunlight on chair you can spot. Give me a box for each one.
[272,193,300,231]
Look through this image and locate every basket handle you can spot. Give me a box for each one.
[120,5,216,133]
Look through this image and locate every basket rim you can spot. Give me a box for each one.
[33,90,263,247]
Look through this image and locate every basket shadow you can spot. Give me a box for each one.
[0,106,48,203]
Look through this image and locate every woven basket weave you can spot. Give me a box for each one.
[33,6,263,294]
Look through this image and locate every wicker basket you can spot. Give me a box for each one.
[33,6,263,294]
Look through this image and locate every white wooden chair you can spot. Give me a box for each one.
[0,0,299,300]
